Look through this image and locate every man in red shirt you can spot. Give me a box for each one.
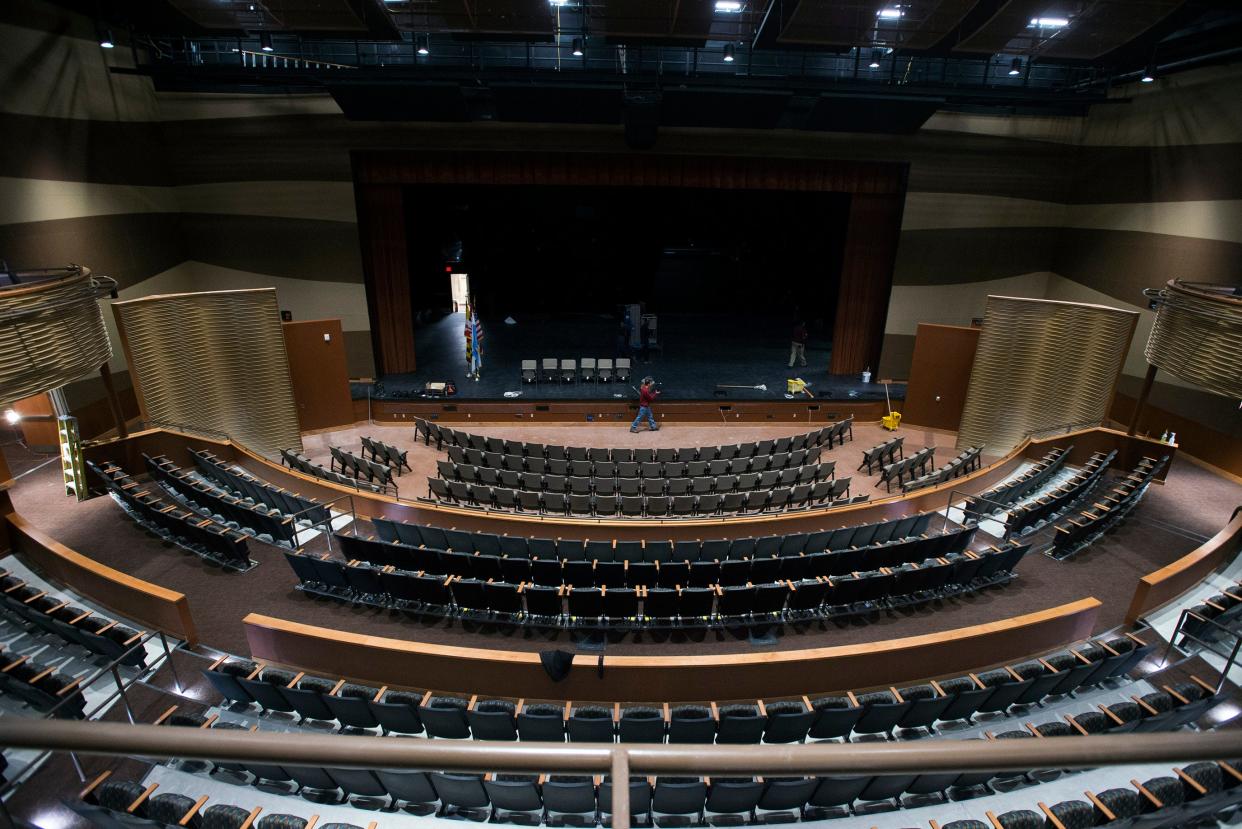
[630,376,660,432]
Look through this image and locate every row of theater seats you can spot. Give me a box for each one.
[445,445,827,478]
[1003,451,1115,538]
[427,477,860,516]
[901,446,986,494]
[285,540,1024,628]
[878,445,937,490]
[359,436,410,474]
[0,641,86,717]
[192,450,330,525]
[438,459,839,494]
[1,569,147,667]
[416,417,854,459]
[203,634,1163,744]
[66,760,1242,829]
[1176,578,1242,649]
[335,524,982,586]
[328,446,397,489]
[279,449,387,494]
[74,771,372,829]
[858,435,905,473]
[368,512,936,560]
[970,446,1072,516]
[1051,457,1166,559]
[89,461,251,569]
[146,454,298,546]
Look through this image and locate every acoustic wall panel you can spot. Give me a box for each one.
[1144,280,1242,400]
[958,296,1138,453]
[0,267,112,409]
[113,289,301,457]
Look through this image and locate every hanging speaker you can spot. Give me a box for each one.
[539,649,575,682]
[624,93,659,150]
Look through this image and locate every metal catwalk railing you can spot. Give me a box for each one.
[3,720,1241,829]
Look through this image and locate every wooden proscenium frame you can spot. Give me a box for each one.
[352,151,908,377]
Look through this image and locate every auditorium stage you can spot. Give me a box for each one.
[358,311,904,403]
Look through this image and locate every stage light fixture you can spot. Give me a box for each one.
[417,34,429,55]
[99,28,115,49]
[4,409,21,425]
[259,32,273,52]
[1009,57,1022,76]
[715,1,743,12]
[877,8,902,19]
[723,43,735,62]
[1029,17,1069,27]
[1141,60,1156,82]
[869,48,882,69]
[571,37,584,56]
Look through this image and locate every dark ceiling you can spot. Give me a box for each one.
[60,0,1242,132]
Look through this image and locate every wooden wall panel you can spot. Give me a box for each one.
[1126,512,1242,624]
[832,194,905,374]
[7,513,198,645]
[12,392,58,449]
[958,297,1138,453]
[244,599,1100,702]
[282,319,354,432]
[355,183,415,375]
[112,289,302,458]
[901,324,980,431]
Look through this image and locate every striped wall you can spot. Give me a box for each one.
[2,0,1238,445]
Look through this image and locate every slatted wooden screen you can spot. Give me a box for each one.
[958,296,1138,453]
[113,289,301,457]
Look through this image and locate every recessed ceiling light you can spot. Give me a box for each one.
[548,0,571,6]
[723,43,735,62]
[99,29,115,48]
[1029,17,1069,27]
[1009,57,1022,76]
[715,1,743,12]
[877,8,903,19]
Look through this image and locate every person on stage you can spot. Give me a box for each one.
[789,319,809,368]
[630,376,660,433]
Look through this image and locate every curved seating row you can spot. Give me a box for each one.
[1,569,147,667]
[74,771,371,829]
[971,446,1072,515]
[427,479,860,516]
[90,461,251,570]
[445,446,827,479]
[284,540,1027,629]
[416,417,854,460]
[438,460,838,495]
[146,454,298,546]
[192,449,329,524]
[901,446,985,494]
[336,524,980,585]
[74,761,1242,829]
[859,435,904,474]
[202,632,1168,744]
[1051,456,1166,559]
[1003,451,1115,539]
[368,512,936,560]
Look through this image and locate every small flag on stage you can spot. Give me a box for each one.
[465,302,484,378]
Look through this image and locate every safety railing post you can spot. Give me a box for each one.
[611,748,630,829]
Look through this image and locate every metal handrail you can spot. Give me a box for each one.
[3,720,1241,829]
[1165,607,1242,695]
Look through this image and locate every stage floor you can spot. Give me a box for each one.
[359,311,905,403]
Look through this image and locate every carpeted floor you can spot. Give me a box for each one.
[8,423,1241,661]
